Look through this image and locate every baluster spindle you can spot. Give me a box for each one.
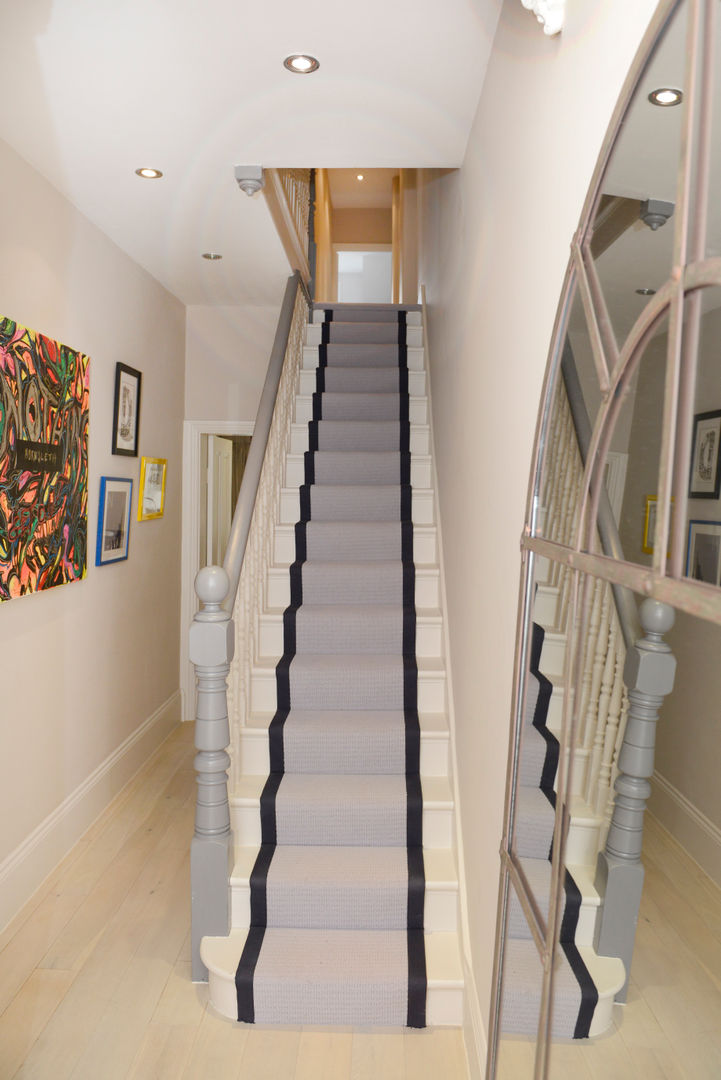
[189,565,235,981]
[594,599,676,1001]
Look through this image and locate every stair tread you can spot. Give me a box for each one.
[232,773,453,806]
[244,710,449,735]
[231,845,458,888]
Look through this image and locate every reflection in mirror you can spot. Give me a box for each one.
[703,0,721,258]
[589,1,686,350]
[681,289,721,584]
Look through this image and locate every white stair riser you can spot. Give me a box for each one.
[273,524,438,566]
[250,666,446,716]
[285,453,432,490]
[231,800,453,850]
[565,816,602,865]
[289,422,431,455]
[205,967,462,1027]
[230,881,458,933]
[311,310,423,328]
[302,346,425,372]
[534,584,559,627]
[279,486,434,526]
[539,631,565,679]
[298,368,426,397]
[237,728,449,778]
[257,613,443,661]
[294,394,428,425]
[266,566,441,610]
[305,324,424,348]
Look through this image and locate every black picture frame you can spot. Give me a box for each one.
[688,409,721,499]
[112,362,142,456]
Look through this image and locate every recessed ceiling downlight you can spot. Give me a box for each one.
[648,87,683,107]
[283,53,319,74]
[636,287,656,295]
[357,174,364,181]
[135,167,163,179]
[202,252,223,261]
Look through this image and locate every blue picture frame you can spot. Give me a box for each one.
[96,476,132,566]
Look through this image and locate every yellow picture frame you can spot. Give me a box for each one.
[138,456,167,521]
[642,494,673,556]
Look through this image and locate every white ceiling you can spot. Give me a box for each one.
[0,0,502,306]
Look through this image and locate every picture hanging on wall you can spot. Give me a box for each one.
[138,457,166,520]
[686,520,721,585]
[689,409,721,499]
[112,362,142,456]
[96,477,132,565]
[0,316,90,601]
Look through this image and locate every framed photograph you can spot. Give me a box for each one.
[642,495,674,556]
[95,477,132,565]
[138,457,166,520]
[689,409,721,498]
[112,362,142,456]
[686,520,721,584]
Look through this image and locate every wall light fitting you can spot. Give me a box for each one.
[283,54,319,74]
[648,87,683,107]
[135,167,163,179]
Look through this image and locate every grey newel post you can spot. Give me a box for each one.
[189,565,235,981]
[594,598,676,1001]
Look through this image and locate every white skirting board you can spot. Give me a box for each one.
[650,771,721,890]
[0,690,181,935]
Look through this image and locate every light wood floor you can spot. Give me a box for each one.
[497,813,721,1079]
[0,725,469,1080]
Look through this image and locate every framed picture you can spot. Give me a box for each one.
[138,457,166,520]
[96,477,132,565]
[642,495,674,556]
[112,363,142,456]
[686,520,721,584]
[689,409,721,498]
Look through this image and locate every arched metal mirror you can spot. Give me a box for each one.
[488,1,721,1076]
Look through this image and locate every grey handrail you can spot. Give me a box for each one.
[222,270,305,608]
[560,342,642,649]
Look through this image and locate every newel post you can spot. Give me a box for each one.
[189,565,235,981]
[593,598,676,1001]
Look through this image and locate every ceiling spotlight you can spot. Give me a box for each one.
[202,252,222,260]
[135,167,163,179]
[357,174,364,181]
[636,287,656,296]
[283,54,320,74]
[234,165,264,196]
[648,87,683,107]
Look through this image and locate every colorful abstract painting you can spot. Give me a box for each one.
[0,317,90,600]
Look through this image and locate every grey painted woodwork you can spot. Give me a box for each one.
[189,565,235,982]
[594,598,676,1002]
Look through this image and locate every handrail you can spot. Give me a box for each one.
[560,342,642,649]
[222,271,304,607]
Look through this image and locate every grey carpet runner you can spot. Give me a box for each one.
[501,621,598,1038]
[235,304,426,1027]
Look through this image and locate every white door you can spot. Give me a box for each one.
[207,435,234,566]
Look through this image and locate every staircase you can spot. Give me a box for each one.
[201,302,464,1027]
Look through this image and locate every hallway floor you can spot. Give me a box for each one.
[0,724,469,1080]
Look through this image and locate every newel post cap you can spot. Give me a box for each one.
[195,565,229,609]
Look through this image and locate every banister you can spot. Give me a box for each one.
[222,270,305,608]
[560,341,642,648]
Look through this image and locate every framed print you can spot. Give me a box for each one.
[96,477,132,565]
[686,520,721,585]
[138,457,166,520]
[112,363,142,456]
[642,495,674,556]
[689,409,721,498]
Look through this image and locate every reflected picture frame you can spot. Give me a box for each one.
[95,477,132,565]
[686,520,721,585]
[689,409,721,499]
[112,362,142,457]
[642,495,674,556]
[138,456,166,521]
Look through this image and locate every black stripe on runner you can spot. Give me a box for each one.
[403,655,418,713]
[403,602,416,658]
[560,870,599,1038]
[276,654,291,711]
[399,392,409,422]
[236,926,265,1022]
[404,707,421,775]
[299,485,312,522]
[294,521,307,562]
[407,928,427,1028]
[315,367,325,394]
[405,771,423,849]
[289,561,303,606]
[401,520,413,562]
[399,342,408,369]
[303,452,315,486]
[400,452,411,487]
[400,484,412,522]
[308,421,319,452]
[399,420,410,454]
[282,604,298,656]
[321,322,330,345]
[407,845,425,930]
[529,623,559,794]
[318,343,328,367]
[259,770,282,845]
[399,365,409,397]
[269,709,288,772]
[312,393,322,421]
[324,308,333,322]
[249,843,275,926]
[398,311,407,346]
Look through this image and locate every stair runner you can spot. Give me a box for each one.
[502,621,598,1038]
[234,303,426,1027]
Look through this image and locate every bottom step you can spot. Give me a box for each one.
[201,928,464,1027]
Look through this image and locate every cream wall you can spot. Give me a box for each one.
[0,137,186,931]
[185,303,284,422]
[332,208,392,245]
[417,0,658,1063]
